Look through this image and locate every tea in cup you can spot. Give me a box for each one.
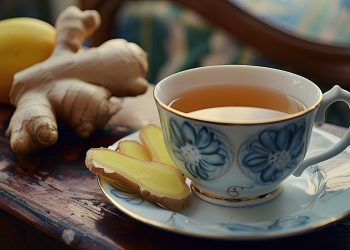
[154,65,350,207]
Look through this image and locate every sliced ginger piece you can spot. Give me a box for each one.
[140,124,175,166]
[115,131,171,191]
[85,148,190,211]
[112,140,150,190]
[118,140,150,161]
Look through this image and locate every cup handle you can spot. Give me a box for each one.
[293,85,350,177]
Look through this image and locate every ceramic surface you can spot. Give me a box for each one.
[99,128,350,239]
[153,66,333,205]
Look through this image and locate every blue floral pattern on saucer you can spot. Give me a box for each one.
[110,188,144,205]
[239,121,306,184]
[169,119,231,180]
[100,128,350,240]
[221,215,309,232]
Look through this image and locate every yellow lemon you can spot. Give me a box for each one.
[0,18,56,104]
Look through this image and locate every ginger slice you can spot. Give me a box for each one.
[113,140,150,190]
[118,140,150,161]
[140,124,175,166]
[86,148,190,211]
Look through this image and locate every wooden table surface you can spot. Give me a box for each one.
[0,92,349,250]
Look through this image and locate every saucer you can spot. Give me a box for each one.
[98,127,350,240]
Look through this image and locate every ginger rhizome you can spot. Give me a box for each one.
[6,6,149,153]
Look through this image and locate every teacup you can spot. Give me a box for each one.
[153,65,350,207]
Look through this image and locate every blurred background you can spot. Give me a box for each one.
[0,0,75,22]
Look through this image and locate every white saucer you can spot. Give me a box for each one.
[98,127,350,240]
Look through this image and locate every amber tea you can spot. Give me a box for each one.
[169,84,306,122]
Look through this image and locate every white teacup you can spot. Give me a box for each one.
[154,65,350,207]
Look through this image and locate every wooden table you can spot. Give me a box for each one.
[0,92,349,250]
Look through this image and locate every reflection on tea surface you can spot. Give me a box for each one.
[189,106,289,122]
[169,85,306,122]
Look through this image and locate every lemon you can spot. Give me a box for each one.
[0,18,56,104]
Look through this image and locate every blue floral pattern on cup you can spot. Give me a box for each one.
[239,122,306,184]
[169,119,232,180]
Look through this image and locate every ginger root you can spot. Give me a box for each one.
[6,6,149,153]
